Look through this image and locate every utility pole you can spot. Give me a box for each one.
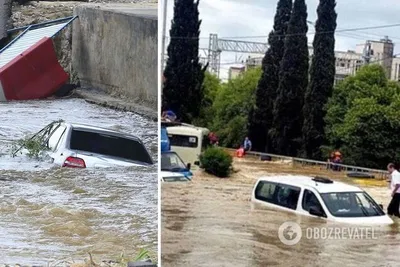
[161,0,168,71]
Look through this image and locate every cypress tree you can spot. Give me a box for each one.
[162,0,206,123]
[302,0,337,159]
[247,0,292,153]
[271,0,309,156]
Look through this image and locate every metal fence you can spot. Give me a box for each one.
[223,148,388,179]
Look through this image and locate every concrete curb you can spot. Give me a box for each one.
[74,88,157,121]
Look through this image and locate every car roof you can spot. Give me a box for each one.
[256,175,363,194]
[166,125,209,135]
[62,122,141,141]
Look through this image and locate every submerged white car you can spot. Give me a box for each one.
[19,121,153,168]
[251,175,393,225]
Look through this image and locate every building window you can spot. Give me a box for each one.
[340,63,345,67]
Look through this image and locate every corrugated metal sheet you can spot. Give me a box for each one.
[0,22,68,69]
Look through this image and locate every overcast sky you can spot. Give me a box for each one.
[162,0,400,80]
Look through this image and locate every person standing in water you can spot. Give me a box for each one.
[243,137,252,152]
[387,163,400,217]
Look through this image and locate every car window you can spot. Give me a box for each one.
[255,181,277,203]
[69,129,153,165]
[168,134,198,148]
[302,189,325,215]
[47,125,66,151]
[38,123,59,145]
[275,184,301,210]
[161,152,187,171]
[321,192,384,217]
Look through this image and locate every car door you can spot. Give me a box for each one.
[299,189,327,218]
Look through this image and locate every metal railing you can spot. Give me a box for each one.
[224,148,388,179]
[0,16,78,54]
[6,16,77,34]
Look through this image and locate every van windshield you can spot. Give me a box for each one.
[161,152,187,172]
[163,176,190,182]
[320,192,385,217]
[69,129,153,165]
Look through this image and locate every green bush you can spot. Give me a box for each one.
[199,147,233,178]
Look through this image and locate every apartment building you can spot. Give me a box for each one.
[355,36,394,78]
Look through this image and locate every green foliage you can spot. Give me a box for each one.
[162,0,207,123]
[116,248,153,265]
[211,67,261,147]
[248,0,292,153]
[199,147,233,177]
[11,136,49,159]
[10,120,64,159]
[325,64,400,168]
[302,0,337,160]
[272,0,309,156]
[192,71,221,127]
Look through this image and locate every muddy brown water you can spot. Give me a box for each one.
[0,99,157,265]
[161,158,400,267]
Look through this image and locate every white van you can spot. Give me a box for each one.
[164,122,210,169]
[251,175,393,225]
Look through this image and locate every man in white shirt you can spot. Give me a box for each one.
[387,163,400,217]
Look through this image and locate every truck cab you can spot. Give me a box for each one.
[161,126,193,181]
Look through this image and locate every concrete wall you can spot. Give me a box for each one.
[72,4,157,110]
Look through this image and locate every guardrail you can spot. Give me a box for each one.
[223,148,388,179]
[7,16,76,34]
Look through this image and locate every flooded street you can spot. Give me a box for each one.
[162,157,400,267]
[0,99,157,265]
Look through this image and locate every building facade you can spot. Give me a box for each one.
[228,37,399,84]
[228,66,245,80]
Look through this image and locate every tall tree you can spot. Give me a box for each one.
[324,65,400,169]
[270,0,309,156]
[247,0,292,153]
[0,0,12,47]
[302,0,337,160]
[162,0,206,123]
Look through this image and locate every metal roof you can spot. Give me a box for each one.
[0,17,76,69]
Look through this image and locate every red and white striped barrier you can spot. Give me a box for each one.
[0,37,68,101]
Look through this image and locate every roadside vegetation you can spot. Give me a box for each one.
[197,64,399,170]
[199,147,233,177]
[10,119,63,159]
[11,136,49,159]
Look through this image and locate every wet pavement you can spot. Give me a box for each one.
[0,99,157,265]
[161,158,400,267]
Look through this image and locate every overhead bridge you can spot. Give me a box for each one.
[0,16,77,101]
